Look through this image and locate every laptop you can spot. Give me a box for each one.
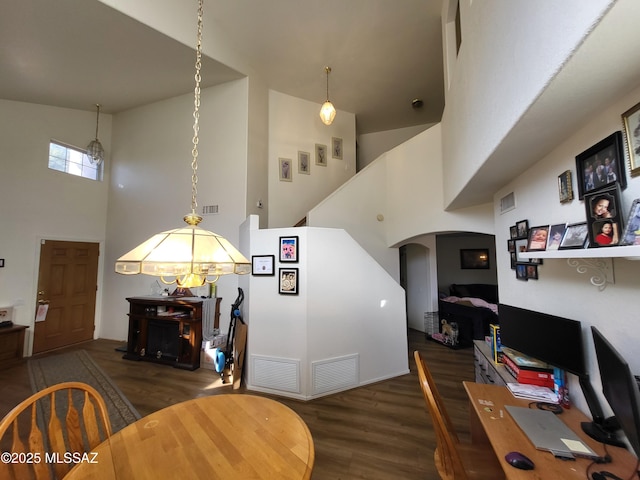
[505,405,599,459]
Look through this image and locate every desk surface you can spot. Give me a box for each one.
[66,394,314,480]
[464,382,637,480]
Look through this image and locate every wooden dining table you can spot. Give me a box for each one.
[65,394,314,480]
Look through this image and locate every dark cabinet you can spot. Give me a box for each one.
[123,296,220,371]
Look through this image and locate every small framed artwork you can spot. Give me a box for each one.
[515,219,529,238]
[575,131,626,199]
[559,222,589,250]
[546,224,567,251]
[279,268,299,295]
[332,137,343,159]
[515,264,528,281]
[526,264,539,280]
[315,143,327,166]
[510,252,517,270]
[279,157,292,182]
[622,198,640,245]
[584,184,624,247]
[251,255,275,276]
[507,239,516,253]
[279,236,299,262]
[460,249,490,269]
[298,151,310,174]
[622,101,640,177]
[558,170,573,203]
[526,225,550,251]
[509,225,518,239]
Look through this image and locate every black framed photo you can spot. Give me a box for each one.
[584,184,624,247]
[279,236,299,262]
[514,238,529,263]
[460,249,490,269]
[621,198,640,245]
[558,170,574,203]
[526,225,550,252]
[526,264,539,280]
[278,268,299,295]
[515,264,528,281]
[515,219,529,238]
[559,222,589,250]
[251,255,275,276]
[507,239,516,252]
[575,131,626,199]
[510,252,517,270]
[546,223,567,251]
[509,225,518,239]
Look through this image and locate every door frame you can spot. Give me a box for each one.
[26,236,105,356]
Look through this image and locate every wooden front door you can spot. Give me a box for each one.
[33,240,99,354]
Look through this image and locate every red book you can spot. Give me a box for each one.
[502,349,555,388]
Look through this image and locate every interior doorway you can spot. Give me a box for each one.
[33,240,99,354]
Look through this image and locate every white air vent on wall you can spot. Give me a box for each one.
[312,354,359,395]
[251,355,300,393]
[500,192,516,214]
[202,205,218,215]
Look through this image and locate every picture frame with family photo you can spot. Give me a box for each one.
[584,184,624,248]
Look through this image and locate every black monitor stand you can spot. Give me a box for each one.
[579,374,626,448]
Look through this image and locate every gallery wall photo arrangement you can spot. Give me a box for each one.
[584,184,624,248]
[575,131,626,199]
[622,100,640,177]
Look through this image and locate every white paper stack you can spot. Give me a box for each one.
[507,382,559,403]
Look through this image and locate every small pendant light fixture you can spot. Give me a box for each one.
[115,0,250,288]
[86,104,104,165]
[319,66,337,125]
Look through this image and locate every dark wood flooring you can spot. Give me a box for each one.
[0,329,475,479]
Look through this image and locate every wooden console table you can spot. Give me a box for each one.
[65,394,314,480]
[123,296,220,370]
[0,325,28,369]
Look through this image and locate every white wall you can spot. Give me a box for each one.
[441,0,615,208]
[268,91,356,228]
[357,124,432,171]
[245,221,408,399]
[0,100,112,354]
[494,82,640,416]
[436,233,497,293]
[102,79,250,341]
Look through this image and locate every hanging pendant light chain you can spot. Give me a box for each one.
[190,0,204,216]
[95,104,101,140]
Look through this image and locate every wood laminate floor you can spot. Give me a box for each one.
[0,329,475,480]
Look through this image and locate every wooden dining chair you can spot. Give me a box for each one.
[414,351,505,480]
[0,381,113,480]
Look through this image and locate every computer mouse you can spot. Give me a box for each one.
[505,451,535,470]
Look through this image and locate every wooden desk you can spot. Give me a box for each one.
[464,382,637,479]
[66,394,314,480]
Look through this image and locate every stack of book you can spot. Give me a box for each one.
[501,346,554,388]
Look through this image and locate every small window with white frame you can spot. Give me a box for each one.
[48,140,102,181]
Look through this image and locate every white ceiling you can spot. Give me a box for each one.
[0,0,444,135]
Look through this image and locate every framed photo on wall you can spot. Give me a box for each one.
[298,151,310,174]
[315,143,327,166]
[279,157,292,182]
[546,223,567,251]
[559,222,589,250]
[526,225,550,251]
[575,131,626,199]
[621,198,640,245]
[331,137,343,159]
[558,170,573,203]
[279,236,299,262]
[622,100,640,177]
[251,255,275,276]
[279,268,299,295]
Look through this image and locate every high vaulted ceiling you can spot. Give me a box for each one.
[0,0,444,136]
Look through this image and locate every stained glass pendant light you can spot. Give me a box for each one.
[115,0,250,288]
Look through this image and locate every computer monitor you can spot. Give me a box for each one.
[498,304,623,446]
[591,326,640,457]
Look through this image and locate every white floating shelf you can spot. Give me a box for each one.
[520,245,640,260]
